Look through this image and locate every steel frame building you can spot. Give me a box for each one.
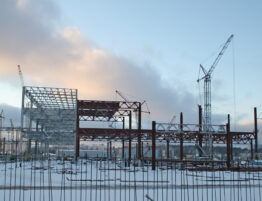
[20,86,258,170]
[21,86,77,144]
[76,99,142,160]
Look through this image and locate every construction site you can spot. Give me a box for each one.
[0,35,262,201]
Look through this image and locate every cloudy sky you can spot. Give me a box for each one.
[0,0,262,134]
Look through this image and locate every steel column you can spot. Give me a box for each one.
[198,105,203,156]
[122,117,125,159]
[152,121,156,170]
[75,101,80,159]
[109,141,112,159]
[35,140,38,156]
[129,112,132,162]
[20,86,25,132]
[228,114,233,161]
[226,123,231,168]
[166,140,169,159]
[180,112,183,160]
[254,107,258,159]
[122,140,125,159]
[138,102,142,159]
[2,137,5,155]
[28,139,31,154]
[250,139,253,160]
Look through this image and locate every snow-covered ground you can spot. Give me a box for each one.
[0,159,261,201]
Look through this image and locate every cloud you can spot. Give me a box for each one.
[0,0,221,127]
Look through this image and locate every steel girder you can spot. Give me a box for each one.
[78,100,138,123]
[77,128,255,144]
[78,128,152,141]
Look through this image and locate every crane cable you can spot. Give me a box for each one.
[232,38,237,131]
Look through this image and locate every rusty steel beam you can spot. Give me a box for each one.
[166,139,169,159]
[138,102,142,159]
[198,105,203,156]
[251,139,253,160]
[75,101,80,159]
[79,110,130,122]
[226,123,231,168]
[228,114,233,161]
[122,117,125,159]
[254,107,258,159]
[78,128,152,139]
[152,121,156,170]
[78,100,120,110]
[78,127,255,144]
[129,111,132,162]
[180,112,183,160]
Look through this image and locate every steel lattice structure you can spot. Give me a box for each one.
[198,35,234,157]
[21,86,77,144]
[18,86,258,167]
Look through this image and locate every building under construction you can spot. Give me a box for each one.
[0,85,260,201]
[0,34,260,201]
[17,85,259,170]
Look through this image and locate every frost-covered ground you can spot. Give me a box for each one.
[0,159,261,201]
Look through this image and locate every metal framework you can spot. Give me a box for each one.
[21,86,77,143]
[18,86,258,168]
[198,34,234,157]
[76,99,142,159]
[78,100,133,122]
[76,104,257,170]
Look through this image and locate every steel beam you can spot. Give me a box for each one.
[122,117,125,159]
[152,121,156,170]
[198,105,203,156]
[180,112,183,160]
[226,123,231,168]
[138,102,142,159]
[166,139,169,159]
[228,114,233,161]
[254,107,258,159]
[250,139,253,160]
[129,112,132,162]
[75,101,80,159]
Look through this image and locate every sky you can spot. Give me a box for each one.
[0,0,262,135]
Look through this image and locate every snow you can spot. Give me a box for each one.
[0,159,261,201]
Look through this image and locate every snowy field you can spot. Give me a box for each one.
[0,158,261,201]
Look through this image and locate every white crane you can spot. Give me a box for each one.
[197,34,234,157]
[17,65,24,87]
[167,115,176,130]
[0,110,4,138]
[115,90,150,130]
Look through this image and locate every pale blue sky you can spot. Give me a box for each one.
[56,0,262,119]
[0,0,262,127]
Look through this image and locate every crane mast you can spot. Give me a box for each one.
[0,110,4,138]
[198,34,234,157]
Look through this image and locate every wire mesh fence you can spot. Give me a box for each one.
[0,155,261,201]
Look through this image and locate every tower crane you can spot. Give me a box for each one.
[0,110,4,138]
[0,110,3,127]
[17,65,24,87]
[115,90,150,114]
[167,115,176,130]
[115,90,129,102]
[9,119,15,154]
[115,90,150,130]
[197,34,234,157]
